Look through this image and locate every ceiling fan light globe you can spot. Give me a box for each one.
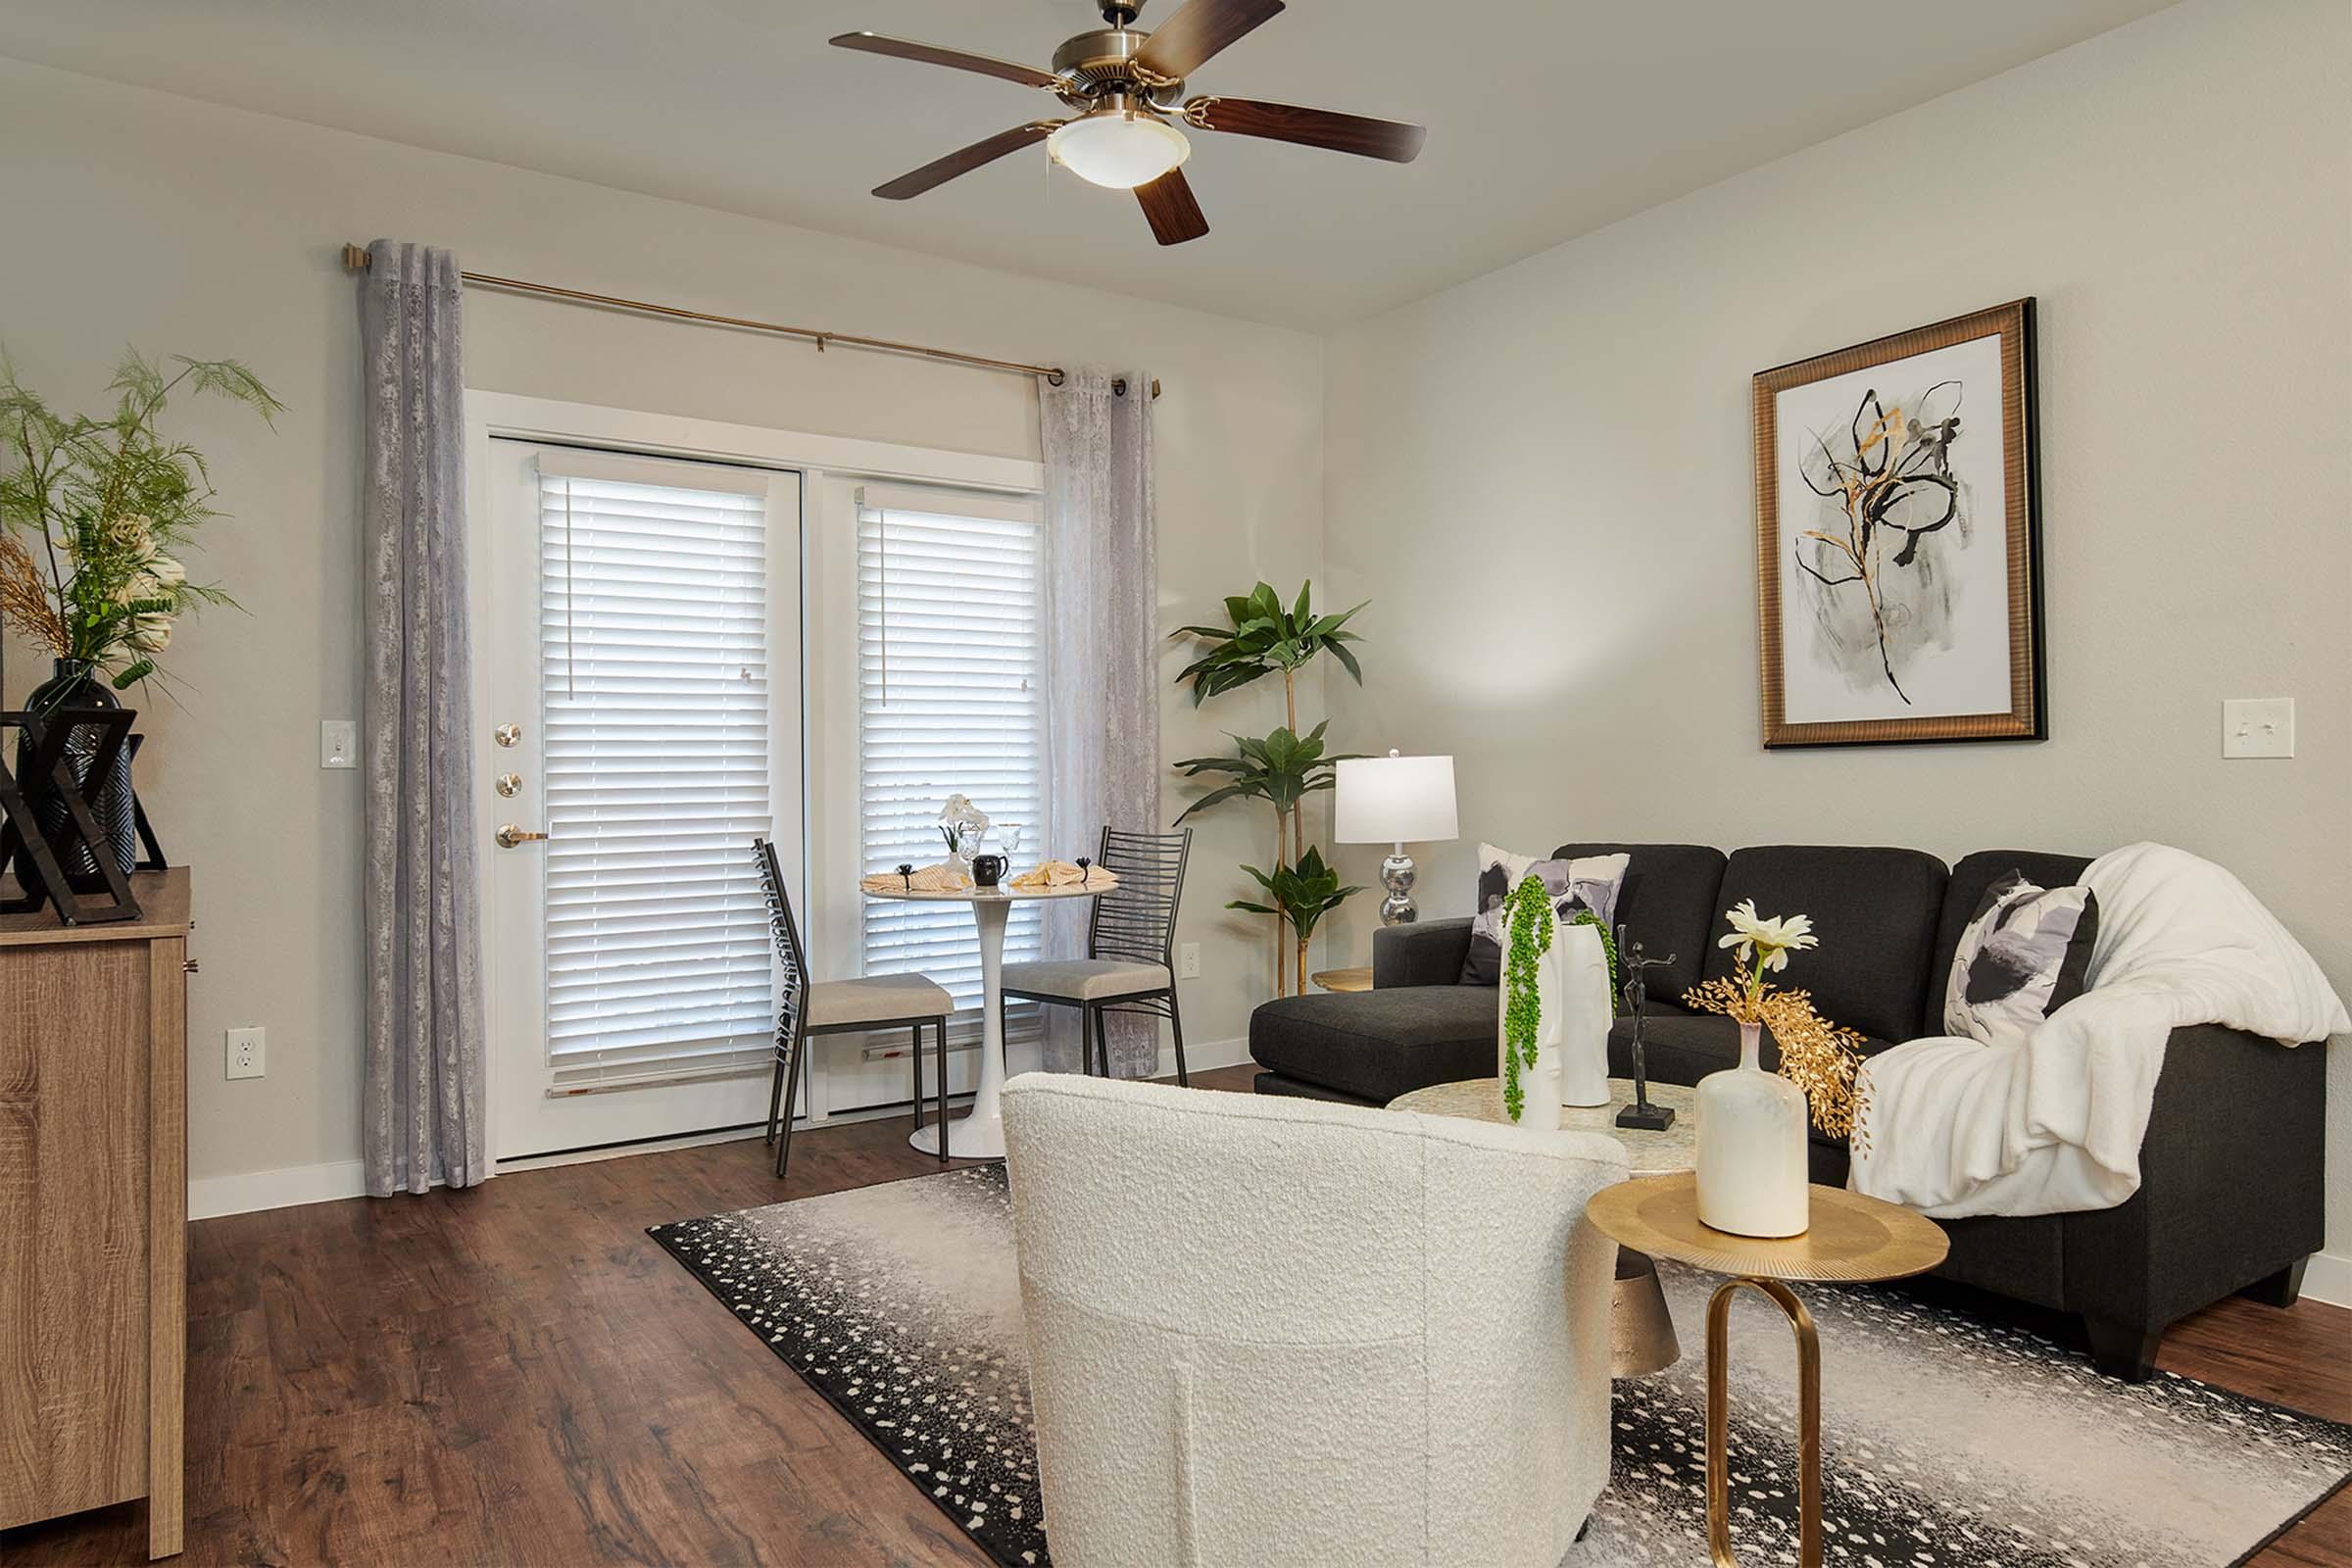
[1046,112,1190,189]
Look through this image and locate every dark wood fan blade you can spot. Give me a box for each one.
[872,122,1061,200]
[1132,0,1285,81]
[829,32,1058,90]
[1185,96,1425,162]
[1135,169,1209,245]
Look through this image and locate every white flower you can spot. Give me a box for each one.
[1717,899,1818,972]
[141,554,188,590]
[125,612,173,654]
[937,793,990,852]
[938,794,991,833]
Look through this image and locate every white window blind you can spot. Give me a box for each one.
[857,495,1045,1013]
[538,459,775,1091]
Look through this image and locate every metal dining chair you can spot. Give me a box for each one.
[999,826,1193,1084]
[753,837,955,1178]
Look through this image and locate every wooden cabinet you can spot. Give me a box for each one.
[0,869,189,1558]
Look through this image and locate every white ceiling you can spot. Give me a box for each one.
[3,0,2176,328]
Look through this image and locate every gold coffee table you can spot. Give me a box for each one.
[1390,1077,1697,1374]
[1585,1172,1947,1568]
[1309,965,1374,993]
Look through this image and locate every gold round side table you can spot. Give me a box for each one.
[1308,965,1374,993]
[1585,1171,1947,1568]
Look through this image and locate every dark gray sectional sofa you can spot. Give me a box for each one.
[1249,842,2328,1380]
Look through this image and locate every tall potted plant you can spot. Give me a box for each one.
[0,350,280,873]
[1170,581,1368,995]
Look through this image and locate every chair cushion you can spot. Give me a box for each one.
[807,973,954,1029]
[1699,845,1948,1043]
[1249,986,1496,1103]
[1553,844,1727,1003]
[1000,957,1173,1002]
[1927,850,2094,1036]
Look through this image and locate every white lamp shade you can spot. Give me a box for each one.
[1334,754,1458,846]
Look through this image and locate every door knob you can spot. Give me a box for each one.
[496,824,550,849]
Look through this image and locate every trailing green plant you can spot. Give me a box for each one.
[1227,847,1361,1004]
[1169,579,1371,996]
[1568,909,1621,1015]
[0,349,281,696]
[1500,875,1554,1122]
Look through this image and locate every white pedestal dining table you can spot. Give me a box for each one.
[859,878,1102,1159]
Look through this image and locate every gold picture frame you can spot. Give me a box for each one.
[1754,298,2042,748]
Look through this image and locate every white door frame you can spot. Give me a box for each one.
[462,391,1044,1163]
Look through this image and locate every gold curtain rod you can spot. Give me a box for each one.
[340,243,1160,398]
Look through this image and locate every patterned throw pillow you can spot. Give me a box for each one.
[1460,843,1630,986]
[1943,871,2099,1045]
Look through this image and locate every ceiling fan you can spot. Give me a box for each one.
[830,0,1426,246]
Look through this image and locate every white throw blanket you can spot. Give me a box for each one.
[1850,842,2347,1218]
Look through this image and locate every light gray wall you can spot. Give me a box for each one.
[0,58,1322,1192]
[1320,0,2352,1278]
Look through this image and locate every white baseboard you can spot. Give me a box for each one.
[187,1045,1257,1222]
[2300,1249,2352,1308]
[189,1158,370,1221]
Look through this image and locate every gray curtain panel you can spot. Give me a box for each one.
[360,239,489,1194]
[1037,368,1161,1076]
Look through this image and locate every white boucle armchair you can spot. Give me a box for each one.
[1001,1072,1628,1568]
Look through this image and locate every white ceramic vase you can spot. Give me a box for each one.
[1553,921,1613,1108]
[1695,1020,1810,1237]
[1496,941,1563,1131]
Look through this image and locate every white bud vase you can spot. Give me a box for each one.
[1554,922,1613,1108]
[1695,1020,1810,1237]
[1496,941,1563,1131]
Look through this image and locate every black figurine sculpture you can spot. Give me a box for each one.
[1075,856,1092,885]
[896,861,915,892]
[1614,924,1678,1131]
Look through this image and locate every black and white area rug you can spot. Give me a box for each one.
[651,1168,2352,1568]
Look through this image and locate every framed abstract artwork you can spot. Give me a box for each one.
[1753,298,2043,747]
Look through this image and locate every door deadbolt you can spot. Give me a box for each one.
[495,772,522,798]
[494,722,521,748]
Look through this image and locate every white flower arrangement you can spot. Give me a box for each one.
[937,794,991,857]
[1688,900,1869,1147]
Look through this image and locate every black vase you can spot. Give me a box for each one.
[17,658,139,885]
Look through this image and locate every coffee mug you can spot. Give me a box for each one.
[970,854,1007,888]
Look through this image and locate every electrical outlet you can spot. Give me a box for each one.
[1178,942,1201,979]
[320,719,358,769]
[225,1026,266,1080]
[2221,698,2294,759]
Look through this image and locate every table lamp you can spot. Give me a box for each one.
[1334,750,1458,926]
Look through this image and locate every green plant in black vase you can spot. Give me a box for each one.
[0,350,280,873]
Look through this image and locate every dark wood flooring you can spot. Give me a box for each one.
[7,1061,2347,1567]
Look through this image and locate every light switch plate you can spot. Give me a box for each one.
[225,1026,266,1080]
[1179,942,1201,979]
[2222,698,2294,759]
[320,719,358,769]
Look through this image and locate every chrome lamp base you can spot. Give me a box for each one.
[1378,849,1418,926]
